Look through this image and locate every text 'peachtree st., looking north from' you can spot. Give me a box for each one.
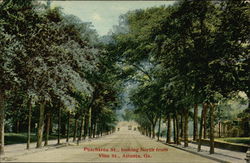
[83,147,168,152]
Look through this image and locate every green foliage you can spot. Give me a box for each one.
[0,0,120,140]
[4,132,71,145]
[0,1,100,108]
[121,109,136,121]
[108,0,249,136]
[1,0,249,145]
[216,137,250,145]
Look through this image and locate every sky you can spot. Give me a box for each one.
[51,1,175,36]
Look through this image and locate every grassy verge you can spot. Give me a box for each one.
[5,133,69,145]
[216,137,250,146]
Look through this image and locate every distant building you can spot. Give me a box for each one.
[116,121,139,131]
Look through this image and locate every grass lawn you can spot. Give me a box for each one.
[5,133,68,145]
[216,137,250,146]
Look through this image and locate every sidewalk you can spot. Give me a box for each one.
[0,136,95,162]
[0,138,67,161]
[157,137,246,163]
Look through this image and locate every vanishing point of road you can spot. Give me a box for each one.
[8,130,217,163]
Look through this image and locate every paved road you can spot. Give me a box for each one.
[8,130,217,162]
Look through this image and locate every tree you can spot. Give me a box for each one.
[0,0,118,152]
[0,26,26,154]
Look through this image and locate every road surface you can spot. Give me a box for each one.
[7,130,217,162]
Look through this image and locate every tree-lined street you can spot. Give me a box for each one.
[5,128,216,163]
[0,0,249,162]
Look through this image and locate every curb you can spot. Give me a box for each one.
[0,134,114,161]
[141,134,230,163]
[0,143,68,162]
[158,140,230,163]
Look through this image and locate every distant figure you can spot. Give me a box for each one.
[134,127,136,131]
[128,125,132,130]
[117,128,120,131]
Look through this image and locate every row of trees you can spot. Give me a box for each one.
[108,0,249,154]
[0,0,120,155]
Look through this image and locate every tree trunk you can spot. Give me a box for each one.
[100,124,103,136]
[150,124,154,138]
[173,115,176,144]
[209,104,215,154]
[184,108,189,147]
[92,122,95,138]
[218,121,221,138]
[221,123,227,137]
[149,126,151,138]
[193,104,198,141]
[94,122,97,138]
[96,122,98,137]
[157,115,161,141]
[167,114,171,144]
[0,92,5,155]
[57,107,61,145]
[203,104,207,139]
[77,116,84,143]
[16,120,20,133]
[50,117,53,134]
[26,98,32,149]
[152,123,156,139]
[84,112,89,139]
[36,101,45,148]
[90,119,94,139]
[66,112,70,143]
[148,127,150,137]
[176,113,180,145]
[44,111,51,146]
[73,117,78,142]
[180,113,184,140]
[99,123,101,137]
[96,122,99,137]
[88,108,92,138]
[198,103,205,152]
